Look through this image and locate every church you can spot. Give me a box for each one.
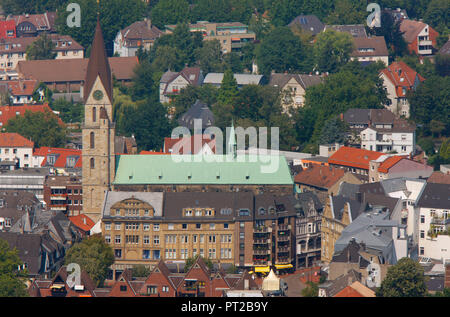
[81,20,294,224]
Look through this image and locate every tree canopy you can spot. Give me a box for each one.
[0,239,29,297]
[26,34,56,60]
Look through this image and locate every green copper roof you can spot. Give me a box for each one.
[113,154,293,185]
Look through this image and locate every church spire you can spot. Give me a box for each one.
[227,119,237,158]
[84,17,112,103]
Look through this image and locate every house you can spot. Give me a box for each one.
[114,18,163,57]
[268,73,323,111]
[16,56,138,99]
[288,15,325,36]
[138,260,178,297]
[0,34,84,70]
[350,36,389,66]
[0,20,16,39]
[165,21,255,54]
[5,79,38,104]
[324,24,367,38]
[44,174,83,216]
[0,132,34,168]
[333,281,376,297]
[164,135,216,155]
[177,100,215,131]
[369,155,433,182]
[0,190,41,233]
[0,103,64,128]
[7,12,57,37]
[427,171,450,184]
[202,73,265,88]
[295,192,323,268]
[438,38,450,55]
[318,269,362,297]
[319,143,344,158]
[159,67,203,104]
[380,61,425,118]
[400,19,439,56]
[328,146,385,177]
[294,165,364,204]
[33,147,82,170]
[416,183,450,261]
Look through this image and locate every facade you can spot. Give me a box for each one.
[400,19,439,56]
[165,22,255,54]
[81,19,116,224]
[416,183,450,261]
[380,61,425,118]
[350,36,389,66]
[114,19,163,57]
[159,67,203,104]
[33,147,82,170]
[0,132,34,168]
[0,21,16,39]
[0,167,48,202]
[0,34,84,70]
[43,175,82,216]
[5,79,38,104]
[328,146,384,177]
[268,73,323,112]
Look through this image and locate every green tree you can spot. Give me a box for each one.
[150,0,190,29]
[64,235,115,288]
[314,29,355,73]
[0,239,29,297]
[371,10,407,58]
[5,110,67,147]
[423,0,449,33]
[131,265,151,277]
[184,255,213,272]
[32,82,53,104]
[318,115,349,145]
[194,40,224,73]
[171,84,218,119]
[256,26,311,76]
[325,0,366,25]
[0,0,65,15]
[435,54,450,77]
[217,69,238,105]
[376,257,427,297]
[301,281,319,297]
[50,99,84,124]
[26,34,56,60]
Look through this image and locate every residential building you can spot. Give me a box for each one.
[400,19,439,56]
[0,132,34,168]
[0,190,41,233]
[114,19,163,57]
[5,79,38,104]
[16,56,138,99]
[0,104,64,128]
[0,20,16,39]
[416,183,450,261]
[165,21,256,54]
[43,174,83,216]
[0,34,84,70]
[380,61,425,118]
[318,269,362,297]
[33,147,82,170]
[294,165,364,204]
[427,171,450,184]
[159,67,203,104]
[68,213,95,237]
[288,15,325,36]
[438,38,450,55]
[323,24,367,38]
[350,36,389,66]
[328,146,384,178]
[7,12,57,37]
[319,143,344,158]
[295,192,323,268]
[202,73,265,88]
[268,73,323,112]
[369,155,433,182]
[177,100,215,131]
[333,281,375,297]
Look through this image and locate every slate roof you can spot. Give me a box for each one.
[268,73,323,90]
[351,36,388,57]
[416,183,450,209]
[119,20,163,44]
[0,231,42,275]
[288,15,325,35]
[330,195,364,222]
[178,100,215,130]
[101,191,164,218]
[203,73,264,86]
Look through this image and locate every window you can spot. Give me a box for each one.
[90,157,95,169]
[105,235,111,243]
[224,223,229,229]
[143,235,150,244]
[147,286,157,295]
[209,223,215,230]
[193,235,197,243]
[420,215,425,224]
[90,132,95,149]
[153,250,160,260]
[105,223,111,230]
[420,230,425,239]
[143,250,150,259]
[114,249,122,258]
[221,248,232,259]
[181,235,189,244]
[195,209,202,217]
[120,285,127,292]
[115,235,121,244]
[143,223,150,231]
[92,107,96,122]
[153,224,160,231]
[180,248,188,259]
[208,248,216,259]
[184,209,192,216]
[153,235,159,245]
[419,247,424,255]
[239,209,250,216]
[208,235,216,243]
[196,223,201,229]
[182,223,187,230]
[168,223,174,230]
[115,223,121,230]
[221,234,232,243]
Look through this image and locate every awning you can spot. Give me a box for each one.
[275,264,293,270]
[254,266,270,273]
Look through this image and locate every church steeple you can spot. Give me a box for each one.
[84,17,112,103]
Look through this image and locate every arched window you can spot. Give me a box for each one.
[90,157,95,169]
[92,107,97,122]
[90,132,95,149]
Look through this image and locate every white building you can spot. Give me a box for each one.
[0,133,34,168]
[416,183,450,261]
[114,19,163,57]
[159,67,203,104]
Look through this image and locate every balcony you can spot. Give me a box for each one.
[254,238,270,245]
[419,40,432,46]
[277,224,291,231]
[277,246,290,253]
[253,249,270,256]
[254,226,272,233]
[253,259,269,266]
[277,235,290,242]
[276,257,291,264]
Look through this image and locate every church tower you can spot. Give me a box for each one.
[82,18,115,223]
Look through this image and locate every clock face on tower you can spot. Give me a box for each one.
[93,90,104,101]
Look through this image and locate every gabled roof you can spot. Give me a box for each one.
[119,20,163,43]
[0,104,64,126]
[68,214,95,232]
[351,36,388,57]
[34,147,82,168]
[268,73,323,90]
[178,100,215,130]
[164,135,215,154]
[377,155,407,173]
[84,18,112,103]
[416,183,450,209]
[427,171,450,184]
[8,12,57,32]
[438,38,450,55]
[329,146,384,170]
[380,61,425,95]
[0,132,34,148]
[294,165,345,189]
[6,79,38,96]
[288,15,325,35]
[400,19,429,44]
[334,281,375,297]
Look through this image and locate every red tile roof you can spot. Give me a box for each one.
[380,61,425,97]
[0,104,64,126]
[6,79,38,96]
[69,214,95,232]
[329,146,384,170]
[294,165,345,189]
[0,132,33,148]
[0,21,16,39]
[427,171,450,184]
[33,147,81,168]
[334,286,365,297]
[377,155,408,173]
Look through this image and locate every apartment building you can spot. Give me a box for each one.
[165,21,255,54]
[43,175,82,216]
